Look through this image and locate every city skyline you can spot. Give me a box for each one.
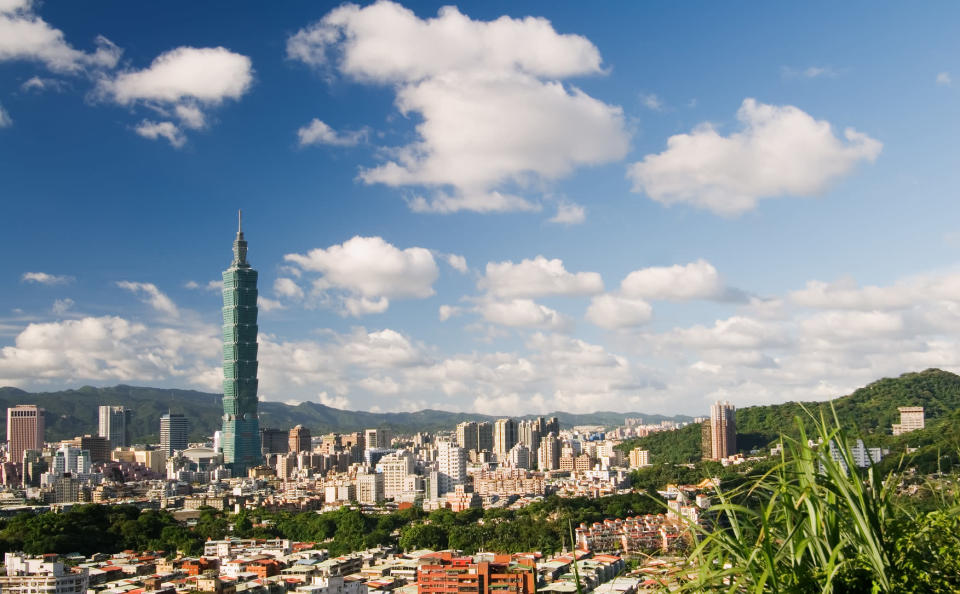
[3,2,960,416]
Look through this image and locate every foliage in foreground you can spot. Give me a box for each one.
[680,407,960,593]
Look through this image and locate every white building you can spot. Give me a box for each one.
[379,449,415,500]
[1,553,89,594]
[356,471,385,504]
[436,440,467,495]
[892,407,924,436]
[507,443,531,469]
[297,575,367,594]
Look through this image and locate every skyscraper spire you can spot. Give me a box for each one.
[221,213,261,473]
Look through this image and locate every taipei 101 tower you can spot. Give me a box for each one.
[221,211,262,473]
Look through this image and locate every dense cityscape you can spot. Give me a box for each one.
[3,1,960,592]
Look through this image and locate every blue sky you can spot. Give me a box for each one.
[2,1,960,415]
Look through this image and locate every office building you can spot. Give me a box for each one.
[703,401,736,461]
[260,428,289,454]
[356,471,385,504]
[98,406,131,448]
[493,418,517,459]
[79,435,111,463]
[364,428,392,450]
[160,413,188,456]
[7,405,44,462]
[289,425,311,453]
[892,406,925,436]
[220,211,263,473]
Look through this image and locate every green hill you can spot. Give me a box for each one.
[0,384,689,444]
[621,368,960,464]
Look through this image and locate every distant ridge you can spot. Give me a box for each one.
[0,384,692,443]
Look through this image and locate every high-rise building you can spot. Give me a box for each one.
[629,448,650,468]
[493,418,517,459]
[79,435,111,463]
[517,420,541,461]
[6,405,44,462]
[159,413,188,456]
[356,471,385,504]
[364,428,392,450]
[703,401,736,461]
[221,212,262,473]
[260,428,289,454]
[436,440,467,495]
[507,443,531,469]
[892,406,925,436]
[98,406,131,448]
[289,425,311,453]
[455,421,478,452]
[476,422,493,453]
[537,416,559,437]
[1,554,89,594]
[380,449,415,500]
[538,433,560,471]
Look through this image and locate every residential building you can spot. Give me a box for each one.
[380,449,415,500]
[476,422,494,453]
[538,433,560,471]
[221,212,263,473]
[493,418,517,459]
[703,401,736,461]
[517,420,540,461]
[159,413,188,456]
[456,421,478,452]
[892,406,925,436]
[1,553,89,594]
[437,440,467,495]
[7,405,44,462]
[507,443,531,469]
[628,448,650,468]
[98,406,131,448]
[418,554,535,594]
[356,472,385,504]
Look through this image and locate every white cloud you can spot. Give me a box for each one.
[185,280,220,292]
[0,1,120,73]
[662,316,788,350]
[21,272,73,285]
[782,66,838,79]
[479,299,570,331]
[257,297,285,312]
[274,278,304,300]
[936,72,951,86]
[133,120,185,148]
[0,103,11,128]
[801,310,904,341]
[284,236,438,316]
[639,92,663,111]
[627,98,882,215]
[619,259,745,302]
[297,118,365,147]
[438,305,462,321]
[445,254,468,273]
[479,255,602,298]
[20,75,64,93]
[548,201,586,225]
[115,281,179,316]
[51,298,73,315]
[98,46,253,145]
[585,294,652,329]
[288,1,630,214]
[317,391,350,409]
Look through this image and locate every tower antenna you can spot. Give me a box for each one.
[238,209,242,233]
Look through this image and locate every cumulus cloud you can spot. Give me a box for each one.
[274,278,304,301]
[639,92,663,111]
[20,75,65,92]
[98,46,253,145]
[627,98,882,215]
[51,298,73,315]
[619,259,746,302]
[21,272,72,285]
[438,305,462,321]
[0,0,121,73]
[586,294,652,329]
[185,280,220,292]
[133,120,185,148]
[257,297,285,312]
[445,254,468,273]
[115,281,179,316]
[287,1,630,214]
[479,299,570,331]
[479,255,602,298]
[317,391,350,409]
[0,103,11,128]
[284,236,438,316]
[297,118,366,147]
[548,201,586,225]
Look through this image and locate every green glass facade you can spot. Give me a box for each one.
[221,216,262,474]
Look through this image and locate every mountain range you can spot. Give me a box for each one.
[0,384,691,443]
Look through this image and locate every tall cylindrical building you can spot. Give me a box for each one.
[221,212,262,473]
